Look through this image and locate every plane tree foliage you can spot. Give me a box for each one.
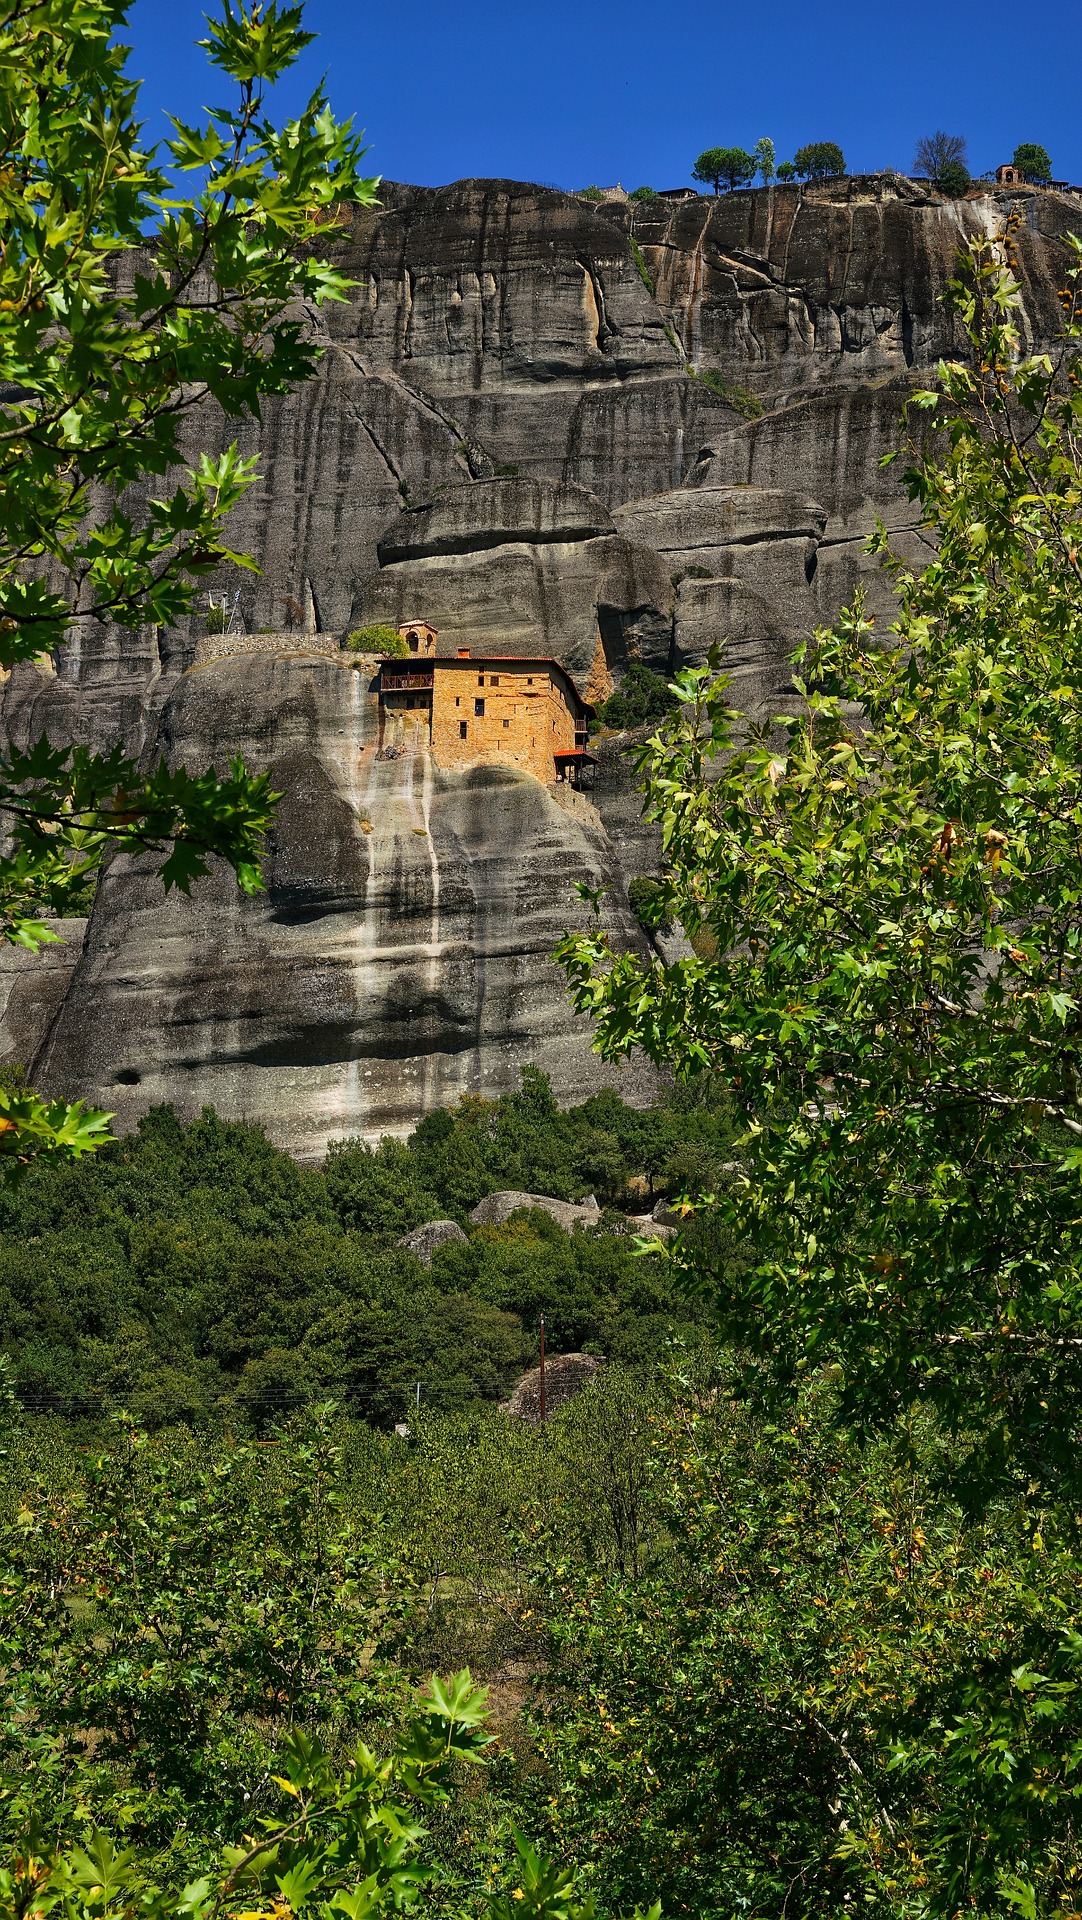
[560,227,1082,1504]
[0,0,376,1171]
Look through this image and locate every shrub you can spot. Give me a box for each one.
[937,157,971,198]
[596,663,679,731]
[205,602,228,634]
[630,237,655,297]
[346,624,408,655]
[627,874,672,933]
[578,185,604,201]
[689,366,764,419]
[629,185,660,202]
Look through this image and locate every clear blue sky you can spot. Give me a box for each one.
[125,0,1082,190]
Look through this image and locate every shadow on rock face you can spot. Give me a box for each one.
[32,651,661,1158]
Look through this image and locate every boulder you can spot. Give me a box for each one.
[502,1350,604,1423]
[470,1190,602,1232]
[397,1218,468,1265]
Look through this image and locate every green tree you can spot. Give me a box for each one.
[1013,141,1052,181]
[559,229,1082,1515]
[0,0,376,1172]
[753,135,776,185]
[2,1410,403,1835]
[346,623,410,654]
[691,146,755,195]
[776,160,797,182]
[1,1663,661,1920]
[913,130,968,184]
[595,662,679,730]
[937,157,971,198]
[792,141,846,180]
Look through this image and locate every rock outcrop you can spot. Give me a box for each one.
[398,1219,469,1265]
[469,1190,602,1231]
[501,1350,604,1422]
[7,174,1082,1146]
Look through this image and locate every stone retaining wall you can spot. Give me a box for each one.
[193,630,342,665]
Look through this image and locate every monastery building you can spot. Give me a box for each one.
[377,624,597,788]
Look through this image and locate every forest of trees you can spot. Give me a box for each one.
[5,4,1082,1919]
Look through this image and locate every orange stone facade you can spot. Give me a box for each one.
[378,651,594,786]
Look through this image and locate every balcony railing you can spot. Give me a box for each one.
[380,670,434,692]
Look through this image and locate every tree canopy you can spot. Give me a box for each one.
[560,226,1082,1506]
[691,146,755,194]
[0,0,376,1173]
[913,130,968,182]
[792,141,846,180]
[1013,141,1052,181]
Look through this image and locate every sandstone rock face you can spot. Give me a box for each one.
[30,651,659,1158]
[8,176,1082,1143]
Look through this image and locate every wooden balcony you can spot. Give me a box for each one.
[379,669,434,692]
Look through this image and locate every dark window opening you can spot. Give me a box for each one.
[459,720,468,739]
[478,674,485,686]
[527,677,533,685]
[475,698,485,716]
[455,696,460,707]
[503,718,510,728]
[491,675,499,685]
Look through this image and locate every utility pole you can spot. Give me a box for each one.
[539,1314,546,1424]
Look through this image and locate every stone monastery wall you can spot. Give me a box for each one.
[429,660,581,785]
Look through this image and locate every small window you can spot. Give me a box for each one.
[475,697,485,717]
[503,718,510,729]
[459,720,468,739]
[491,675,499,686]
[455,696,460,707]
[527,676,533,685]
[478,674,485,686]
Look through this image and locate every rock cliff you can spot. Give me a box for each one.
[7,175,1081,1150]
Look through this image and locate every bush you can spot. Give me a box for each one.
[689,366,764,419]
[629,185,660,202]
[937,157,970,198]
[578,185,604,201]
[346,624,408,655]
[630,237,655,296]
[205,602,228,633]
[596,663,679,731]
[627,875,672,933]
